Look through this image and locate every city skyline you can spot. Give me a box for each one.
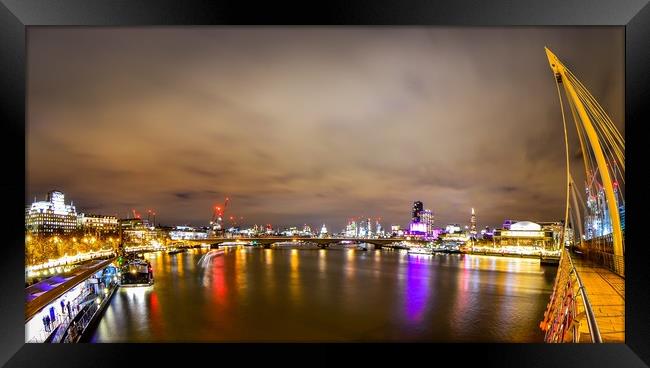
[26,188,483,232]
[26,27,624,230]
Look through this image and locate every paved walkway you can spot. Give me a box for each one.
[572,256,625,343]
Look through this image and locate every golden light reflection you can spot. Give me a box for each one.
[176,252,184,276]
[154,252,163,275]
[289,249,301,304]
[263,249,275,300]
[235,249,247,291]
[264,249,273,265]
[318,249,326,274]
[290,249,299,272]
[345,250,355,279]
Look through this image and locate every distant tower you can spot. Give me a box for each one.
[470,208,477,237]
[412,201,424,222]
[320,224,328,238]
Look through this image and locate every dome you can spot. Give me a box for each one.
[509,221,541,231]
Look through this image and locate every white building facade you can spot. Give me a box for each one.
[26,191,78,235]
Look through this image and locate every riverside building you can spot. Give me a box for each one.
[26,191,78,235]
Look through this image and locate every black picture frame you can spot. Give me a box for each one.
[1,0,648,367]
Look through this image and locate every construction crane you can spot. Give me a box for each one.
[209,197,230,236]
[228,215,244,228]
[131,209,141,219]
[147,209,157,227]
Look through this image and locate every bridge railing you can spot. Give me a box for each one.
[577,233,625,277]
[540,248,602,343]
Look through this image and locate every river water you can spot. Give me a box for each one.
[90,247,556,342]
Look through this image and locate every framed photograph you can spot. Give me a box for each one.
[1,0,648,366]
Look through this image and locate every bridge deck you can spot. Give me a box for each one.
[573,255,625,343]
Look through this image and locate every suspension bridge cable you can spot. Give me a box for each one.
[555,74,572,250]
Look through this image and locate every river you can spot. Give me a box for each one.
[90,247,556,342]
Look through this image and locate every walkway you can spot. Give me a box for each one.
[572,255,625,343]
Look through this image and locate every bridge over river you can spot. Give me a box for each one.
[199,236,423,249]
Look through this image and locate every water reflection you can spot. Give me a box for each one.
[289,249,301,305]
[211,254,228,307]
[345,250,355,279]
[404,256,431,323]
[92,250,554,342]
[318,249,326,274]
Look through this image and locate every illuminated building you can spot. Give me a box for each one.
[440,224,468,242]
[538,221,564,248]
[445,224,461,234]
[412,201,423,222]
[302,224,313,236]
[410,209,434,238]
[375,221,383,236]
[619,205,625,232]
[320,224,328,238]
[26,190,78,235]
[421,209,434,236]
[469,208,477,237]
[78,213,119,235]
[493,221,554,249]
[502,219,522,230]
[169,226,208,240]
[440,232,469,243]
[119,218,165,245]
[481,226,494,240]
[120,218,151,230]
[281,227,299,236]
[409,222,427,236]
[584,183,625,239]
[563,227,575,247]
[408,200,434,238]
[357,218,372,237]
[344,220,358,237]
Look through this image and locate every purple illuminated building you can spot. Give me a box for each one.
[408,203,436,239]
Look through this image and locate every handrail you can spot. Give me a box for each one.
[540,249,602,343]
[565,251,602,343]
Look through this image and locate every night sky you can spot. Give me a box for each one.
[26,27,624,231]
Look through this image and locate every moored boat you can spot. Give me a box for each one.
[120,257,153,287]
[408,247,434,255]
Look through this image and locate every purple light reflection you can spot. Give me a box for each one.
[404,256,432,323]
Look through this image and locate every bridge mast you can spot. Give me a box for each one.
[545,47,623,273]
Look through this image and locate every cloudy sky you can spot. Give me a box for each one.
[26,27,624,231]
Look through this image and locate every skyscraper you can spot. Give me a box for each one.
[345,220,358,237]
[412,201,423,222]
[420,209,434,237]
[470,208,477,237]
